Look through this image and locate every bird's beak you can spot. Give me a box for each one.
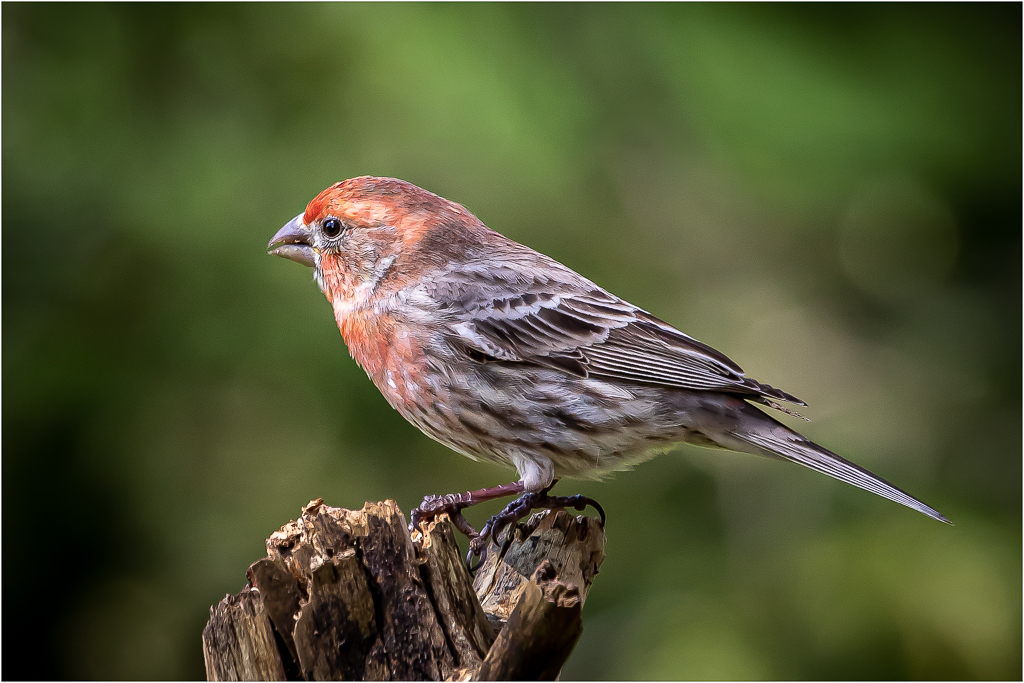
[268,213,315,267]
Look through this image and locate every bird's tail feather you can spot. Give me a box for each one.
[731,428,950,524]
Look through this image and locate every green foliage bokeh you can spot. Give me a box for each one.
[3,4,1020,680]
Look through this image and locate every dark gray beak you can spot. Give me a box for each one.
[268,213,315,267]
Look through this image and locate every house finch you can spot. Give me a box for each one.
[268,176,948,560]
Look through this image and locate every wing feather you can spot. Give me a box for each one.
[428,262,804,406]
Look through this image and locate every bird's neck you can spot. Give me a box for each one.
[316,253,397,382]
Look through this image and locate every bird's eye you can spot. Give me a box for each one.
[322,217,343,238]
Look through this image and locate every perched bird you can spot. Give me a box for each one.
[269,176,948,559]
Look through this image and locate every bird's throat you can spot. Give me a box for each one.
[318,254,376,320]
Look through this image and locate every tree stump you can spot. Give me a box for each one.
[203,498,605,681]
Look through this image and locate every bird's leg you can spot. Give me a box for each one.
[464,481,606,572]
[409,480,527,536]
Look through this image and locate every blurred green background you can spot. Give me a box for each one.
[3,3,1020,680]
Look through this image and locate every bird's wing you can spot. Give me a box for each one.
[427,259,804,406]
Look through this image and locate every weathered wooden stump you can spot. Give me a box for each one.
[203,498,606,681]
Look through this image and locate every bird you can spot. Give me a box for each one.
[268,176,949,563]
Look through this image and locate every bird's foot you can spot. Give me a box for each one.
[409,480,528,538]
[409,493,479,535]
[464,490,606,572]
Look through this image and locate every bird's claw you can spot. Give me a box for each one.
[461,491,606,573]
[495,491,605,534]
[413,486,606,574]
[566,493,606,528]
[466,536,488,573]
[409,492,472,532]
